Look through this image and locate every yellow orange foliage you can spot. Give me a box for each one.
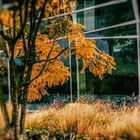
[0,0,115,101]
[0,10,13,27]
[14,34,69,101]
[36,0,76,16]
[67,20,116,79]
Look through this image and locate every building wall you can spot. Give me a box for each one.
[75,0,138,96]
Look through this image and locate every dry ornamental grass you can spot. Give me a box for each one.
[1,101,140,139]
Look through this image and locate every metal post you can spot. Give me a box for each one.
[71,4,80,100]
[76,58,80,99]
[5,42,11,102]
[7,58,11,101]
[69,41,73,102]
[132,0,140,103]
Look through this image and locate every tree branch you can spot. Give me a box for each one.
[12,0,28,45]
[33,0,48,42]
[34,47,69,63]
[0,29,11,41]
[29,37,57,83]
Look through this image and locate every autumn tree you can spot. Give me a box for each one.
[0,0,115,139]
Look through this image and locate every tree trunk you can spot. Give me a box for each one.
[19,87,28,135]
[9,57,19,140]
[0,86,10,129]
[20,64,33,135]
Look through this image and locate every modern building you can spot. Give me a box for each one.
[58,0,140,101]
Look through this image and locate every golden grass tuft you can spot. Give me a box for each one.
[1,101,140,139]
[25,102,140,139]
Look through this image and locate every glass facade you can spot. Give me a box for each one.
[77,0,140,95]
[72,0,139,99]
[47,0,139,101]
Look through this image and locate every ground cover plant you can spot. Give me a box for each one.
[0,98,140,140]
